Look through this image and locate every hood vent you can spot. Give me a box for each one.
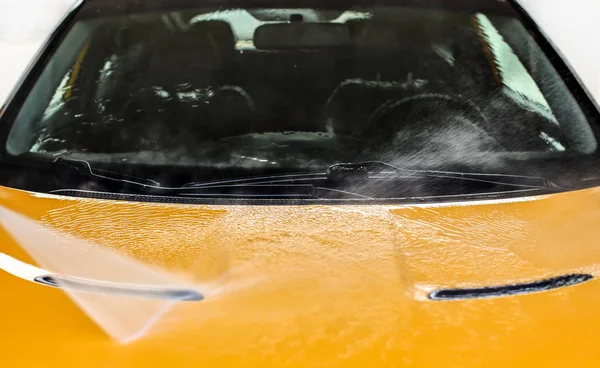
[429,274,592,301]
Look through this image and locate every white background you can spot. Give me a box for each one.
[0,0,73,102]
[0,0,598,104]
[519,0,600,102]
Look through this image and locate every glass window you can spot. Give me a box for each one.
[1,1,599,201]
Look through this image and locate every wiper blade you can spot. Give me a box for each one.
[176,185,372,199]
[48,158,551,199]
[169,184,316,198]
[52,157,162,188]
[184,172,327,188]
[52,184,372,199]
[326,161,555,190]
[49,159,369,199]
[186,161,554,190]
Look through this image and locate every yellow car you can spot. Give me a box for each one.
[1,0,600,366]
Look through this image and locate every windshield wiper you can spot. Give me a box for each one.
[325,161,557,190]
[52,157,162,188]
[186,161,556,190]
[46,157,554,199]
[49,158,370,199]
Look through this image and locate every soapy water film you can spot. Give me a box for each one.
[0,203,417,344]
[0,205,248,343]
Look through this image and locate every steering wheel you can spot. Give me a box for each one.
[361,93,506,155]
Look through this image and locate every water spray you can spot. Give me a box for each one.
[0,251,204,301]
[0,205,211,342]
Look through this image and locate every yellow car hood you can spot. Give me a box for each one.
[1,185,600,367]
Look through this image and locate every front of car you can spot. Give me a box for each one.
[1,0,600,366]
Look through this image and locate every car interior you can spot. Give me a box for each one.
[9,6,597,167]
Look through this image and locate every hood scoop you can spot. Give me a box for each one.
[429,274,593,300]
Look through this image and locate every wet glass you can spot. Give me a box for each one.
[1,1,599,200]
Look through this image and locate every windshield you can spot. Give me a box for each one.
[1,0,599,202]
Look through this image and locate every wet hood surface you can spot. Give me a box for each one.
[1,185,600,367]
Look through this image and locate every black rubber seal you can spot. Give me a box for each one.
[34,275,203,301]
[428,273,593,300]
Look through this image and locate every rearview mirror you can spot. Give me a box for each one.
[254,23,351,49]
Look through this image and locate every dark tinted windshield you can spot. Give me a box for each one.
[1,0,599,201]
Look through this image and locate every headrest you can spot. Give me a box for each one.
[189,20,236,50]
[142,21,235,84]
